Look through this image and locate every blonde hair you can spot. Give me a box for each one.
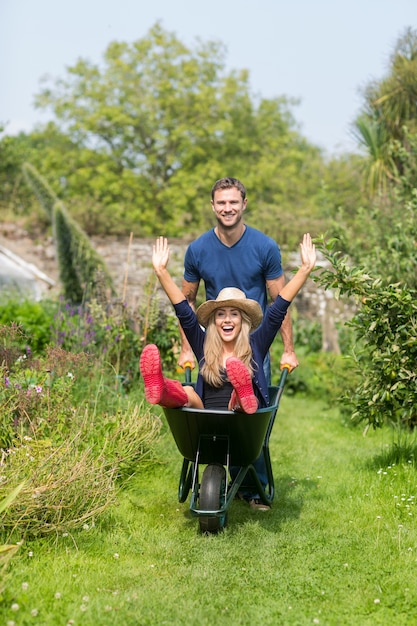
[200,310,255,387]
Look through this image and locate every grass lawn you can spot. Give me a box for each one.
[2,395,416,625]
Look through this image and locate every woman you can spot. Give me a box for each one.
[140,234,316,414]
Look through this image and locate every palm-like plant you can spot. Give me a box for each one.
[353,27,417,197]
[373,29,417,141]
[353,115,398,196]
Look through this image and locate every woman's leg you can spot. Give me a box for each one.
[183,385,204,409]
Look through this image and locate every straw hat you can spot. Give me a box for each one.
[196,287,263,330]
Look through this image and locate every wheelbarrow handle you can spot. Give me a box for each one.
[278,363,291,387]
[184,362,194,384]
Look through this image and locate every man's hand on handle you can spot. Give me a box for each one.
[280,350,299,372]
[178,347,196,370]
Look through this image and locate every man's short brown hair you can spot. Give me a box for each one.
[211,177,246,200]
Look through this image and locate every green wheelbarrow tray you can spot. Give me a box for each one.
[162,367,289,533]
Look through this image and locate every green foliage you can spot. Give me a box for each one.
[50,298,142,384]
[53,200,115,303]
[0,437,117,537]
[0,323,161,539]
[291,317,323,354]
[27,22,328,239]
[0,300,57,354]
[314,99,417,431]
[1,27,369,242]
[54,198,115,302]
[318,152,367,221]
[48,273,180,384]
[146,309,184,374]
[0,484,23,600]
[0,343,89,449]
[270,337,355,407]
[348,286,417,429]
[353,27,417,197]
[0,131,36,220]
[316,235,417,429]
[326,146,417,289]
[353,115,399,196]
[393,128,417,197]
[21,162,115,303]
[0,270,180,393]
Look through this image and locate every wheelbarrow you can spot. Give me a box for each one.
[162,366,290,533]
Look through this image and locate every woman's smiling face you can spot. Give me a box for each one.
[214,307,242,343]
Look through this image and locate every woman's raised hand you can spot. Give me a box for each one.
[152,237,170,273]
[299,233,316,272]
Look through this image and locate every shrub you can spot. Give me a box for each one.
[0,323,162,537]
[0,300,57,355]
[316,235,417,429]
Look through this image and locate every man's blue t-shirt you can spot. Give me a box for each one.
[183,226,283,312]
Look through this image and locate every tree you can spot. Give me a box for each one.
[0,129,37,219]
[33,22,326,239]
[369,27,417,141]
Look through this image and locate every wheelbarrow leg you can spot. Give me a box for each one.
[178,458,194,503]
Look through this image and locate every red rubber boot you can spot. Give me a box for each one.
[140,344,164,404]
[140,344,188,408]
[225,357,258,414]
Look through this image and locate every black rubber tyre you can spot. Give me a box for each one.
[199,464,227,534]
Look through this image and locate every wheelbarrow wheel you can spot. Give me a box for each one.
[199,463,227,534]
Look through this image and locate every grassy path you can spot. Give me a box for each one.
[2,396,417,625]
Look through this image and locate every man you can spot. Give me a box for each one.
[177,177,299,511]
[178,177,298,375]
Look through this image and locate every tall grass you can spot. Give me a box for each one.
[0,318,162,543]
[0,483,24,600]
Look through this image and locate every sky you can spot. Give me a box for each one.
[1,0,416,156]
